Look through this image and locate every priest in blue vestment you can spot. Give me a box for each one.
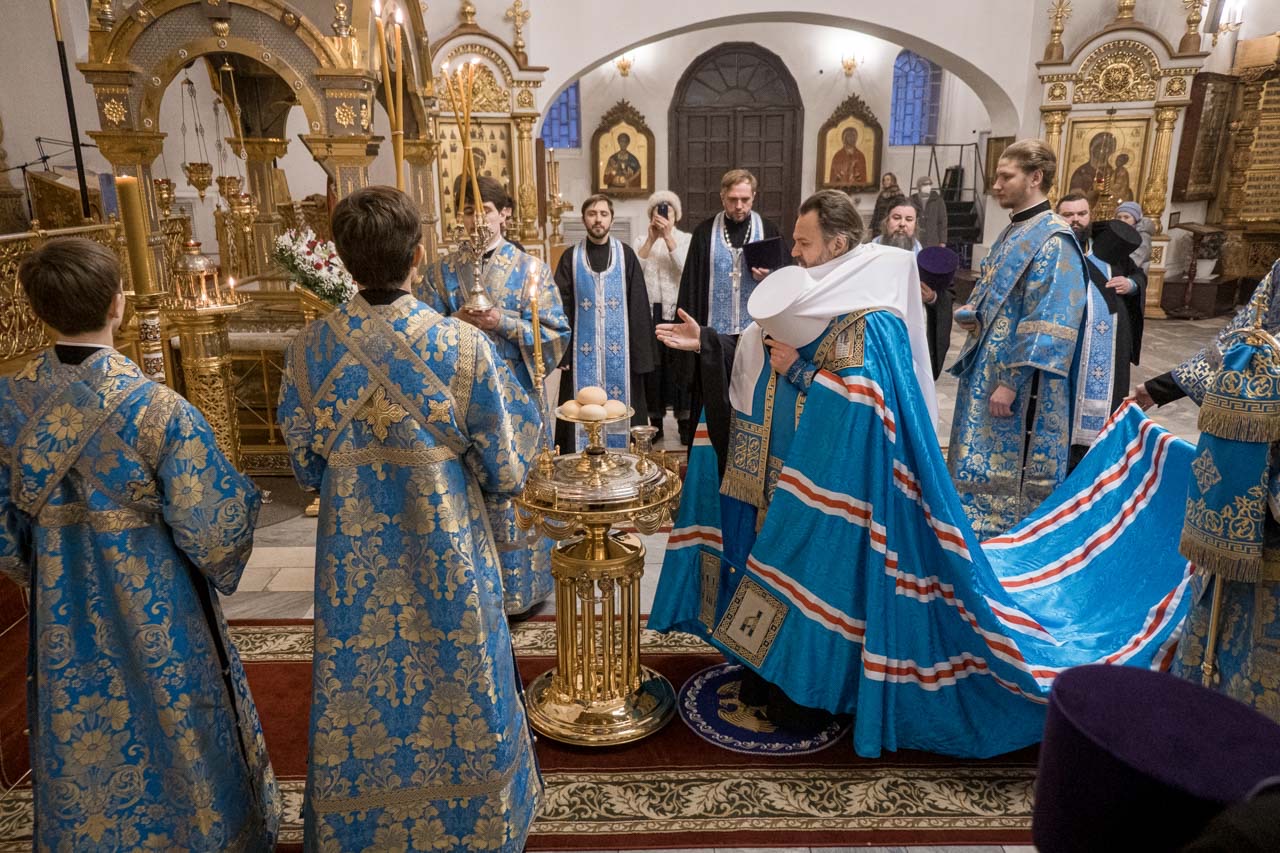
[1138,260,1280,723]
[553,193,655,451]
[0,239,279,850]
[421,175,569,615]
[652,193,1197,759]
[278,188,543,852]
[949,139,1091,539]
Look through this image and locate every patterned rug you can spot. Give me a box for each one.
[678,662,852,756]
[0,619,1037,850]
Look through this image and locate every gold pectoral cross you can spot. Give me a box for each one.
[730,249,743,329]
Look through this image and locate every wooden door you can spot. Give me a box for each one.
[670,43,803,237]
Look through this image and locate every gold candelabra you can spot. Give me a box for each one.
[546,148,572,245]
[441,58,496,311]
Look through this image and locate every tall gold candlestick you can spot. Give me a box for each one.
[393,10,406,192]
[373,3,397,153]
[116,176,155,297]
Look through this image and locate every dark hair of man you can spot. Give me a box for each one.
[18,237,121,335]
[455,174,510,212]
[330,186,421,290]
[580,193,614,217]
[881,194,915,230]
[1055,192,1089,211]
[799,189,864,250]
[1000,138,1058,193]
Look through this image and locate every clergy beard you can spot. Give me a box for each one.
[1069,223,1089,247]
[883,231,916,251]
[586,223,610,241]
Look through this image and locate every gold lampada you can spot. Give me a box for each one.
[440,58,496,312]
[515,371,682,744]
[164,240,249,467]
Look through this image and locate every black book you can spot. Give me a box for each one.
[743,236,787,272]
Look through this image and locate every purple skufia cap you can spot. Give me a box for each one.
[1090,219,1142,266]
[917,246,960,290]
[1033,664,1280,853]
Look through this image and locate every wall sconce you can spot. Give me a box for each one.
[615,55,633,77]
[841,55,858,77]
[1213,0,1245,46]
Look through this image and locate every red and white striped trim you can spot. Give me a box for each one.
[748,556,866,642]
[813,370,896,442]
[693,424,711,447]
[985,417,1160,549]
[666,525,723,551]
[1101,564,1194,666]
[776,469,897,568]
[998,430,1175,591]
[892,460,972,562]
[986,600,1059,645]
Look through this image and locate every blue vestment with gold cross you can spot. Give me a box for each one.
[0,349,280,850]
[1169,260,1280,723]
[947,209,1088,539]
[278,294,543,852]
[421,240,569,613]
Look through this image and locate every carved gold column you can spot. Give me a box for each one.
[301,135,383,199]
[1220,74,1266,278]
[1041,109,1068,205]
[1142,107,1179,236]
[92,130,172,385]
[514,116,539,245]
[238,137,290,272]
[1138,106,1180,320]
[167,307,243,467]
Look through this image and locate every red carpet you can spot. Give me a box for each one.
[0,613,1035,849]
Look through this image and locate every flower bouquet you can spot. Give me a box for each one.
[272,228,356,306]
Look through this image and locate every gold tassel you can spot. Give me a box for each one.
[720,469,765,509]
[1180,529,1263,583]
[1198,398,1280,443]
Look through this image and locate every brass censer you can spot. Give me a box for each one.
[514,280,682,744]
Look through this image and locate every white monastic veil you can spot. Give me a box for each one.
[729,243,939,426]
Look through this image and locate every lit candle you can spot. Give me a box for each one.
[115,176,155,297]
[393,6,405,191]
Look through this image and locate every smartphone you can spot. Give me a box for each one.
[656,202,670,219]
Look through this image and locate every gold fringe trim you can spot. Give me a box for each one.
[1179,529,1262,583]
[1199,397,1280,443]
[720,469,765,510]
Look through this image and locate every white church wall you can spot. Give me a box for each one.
[545,22,991,239]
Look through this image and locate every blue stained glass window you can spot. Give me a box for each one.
[889,51,942,146]
[540,81,581,149]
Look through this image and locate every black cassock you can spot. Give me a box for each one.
[553,239,656,452]
[1069,250,1146,467]
[672,213,786,443]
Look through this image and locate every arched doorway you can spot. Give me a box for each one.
[669,42,803,235]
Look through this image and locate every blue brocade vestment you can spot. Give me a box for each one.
[278,294,543,852]
[421,240,569,613]
[0,349,280,851]
[947,210,1088,539]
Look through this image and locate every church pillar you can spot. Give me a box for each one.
[404,135,440,258]
[514,115,540,245]
[89,130,171,384]
[1041,109,1068,206]
[237,137,290,272]
[1219,76,1265,279]
[1140,106,1180,319]
[300,135,383,199]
